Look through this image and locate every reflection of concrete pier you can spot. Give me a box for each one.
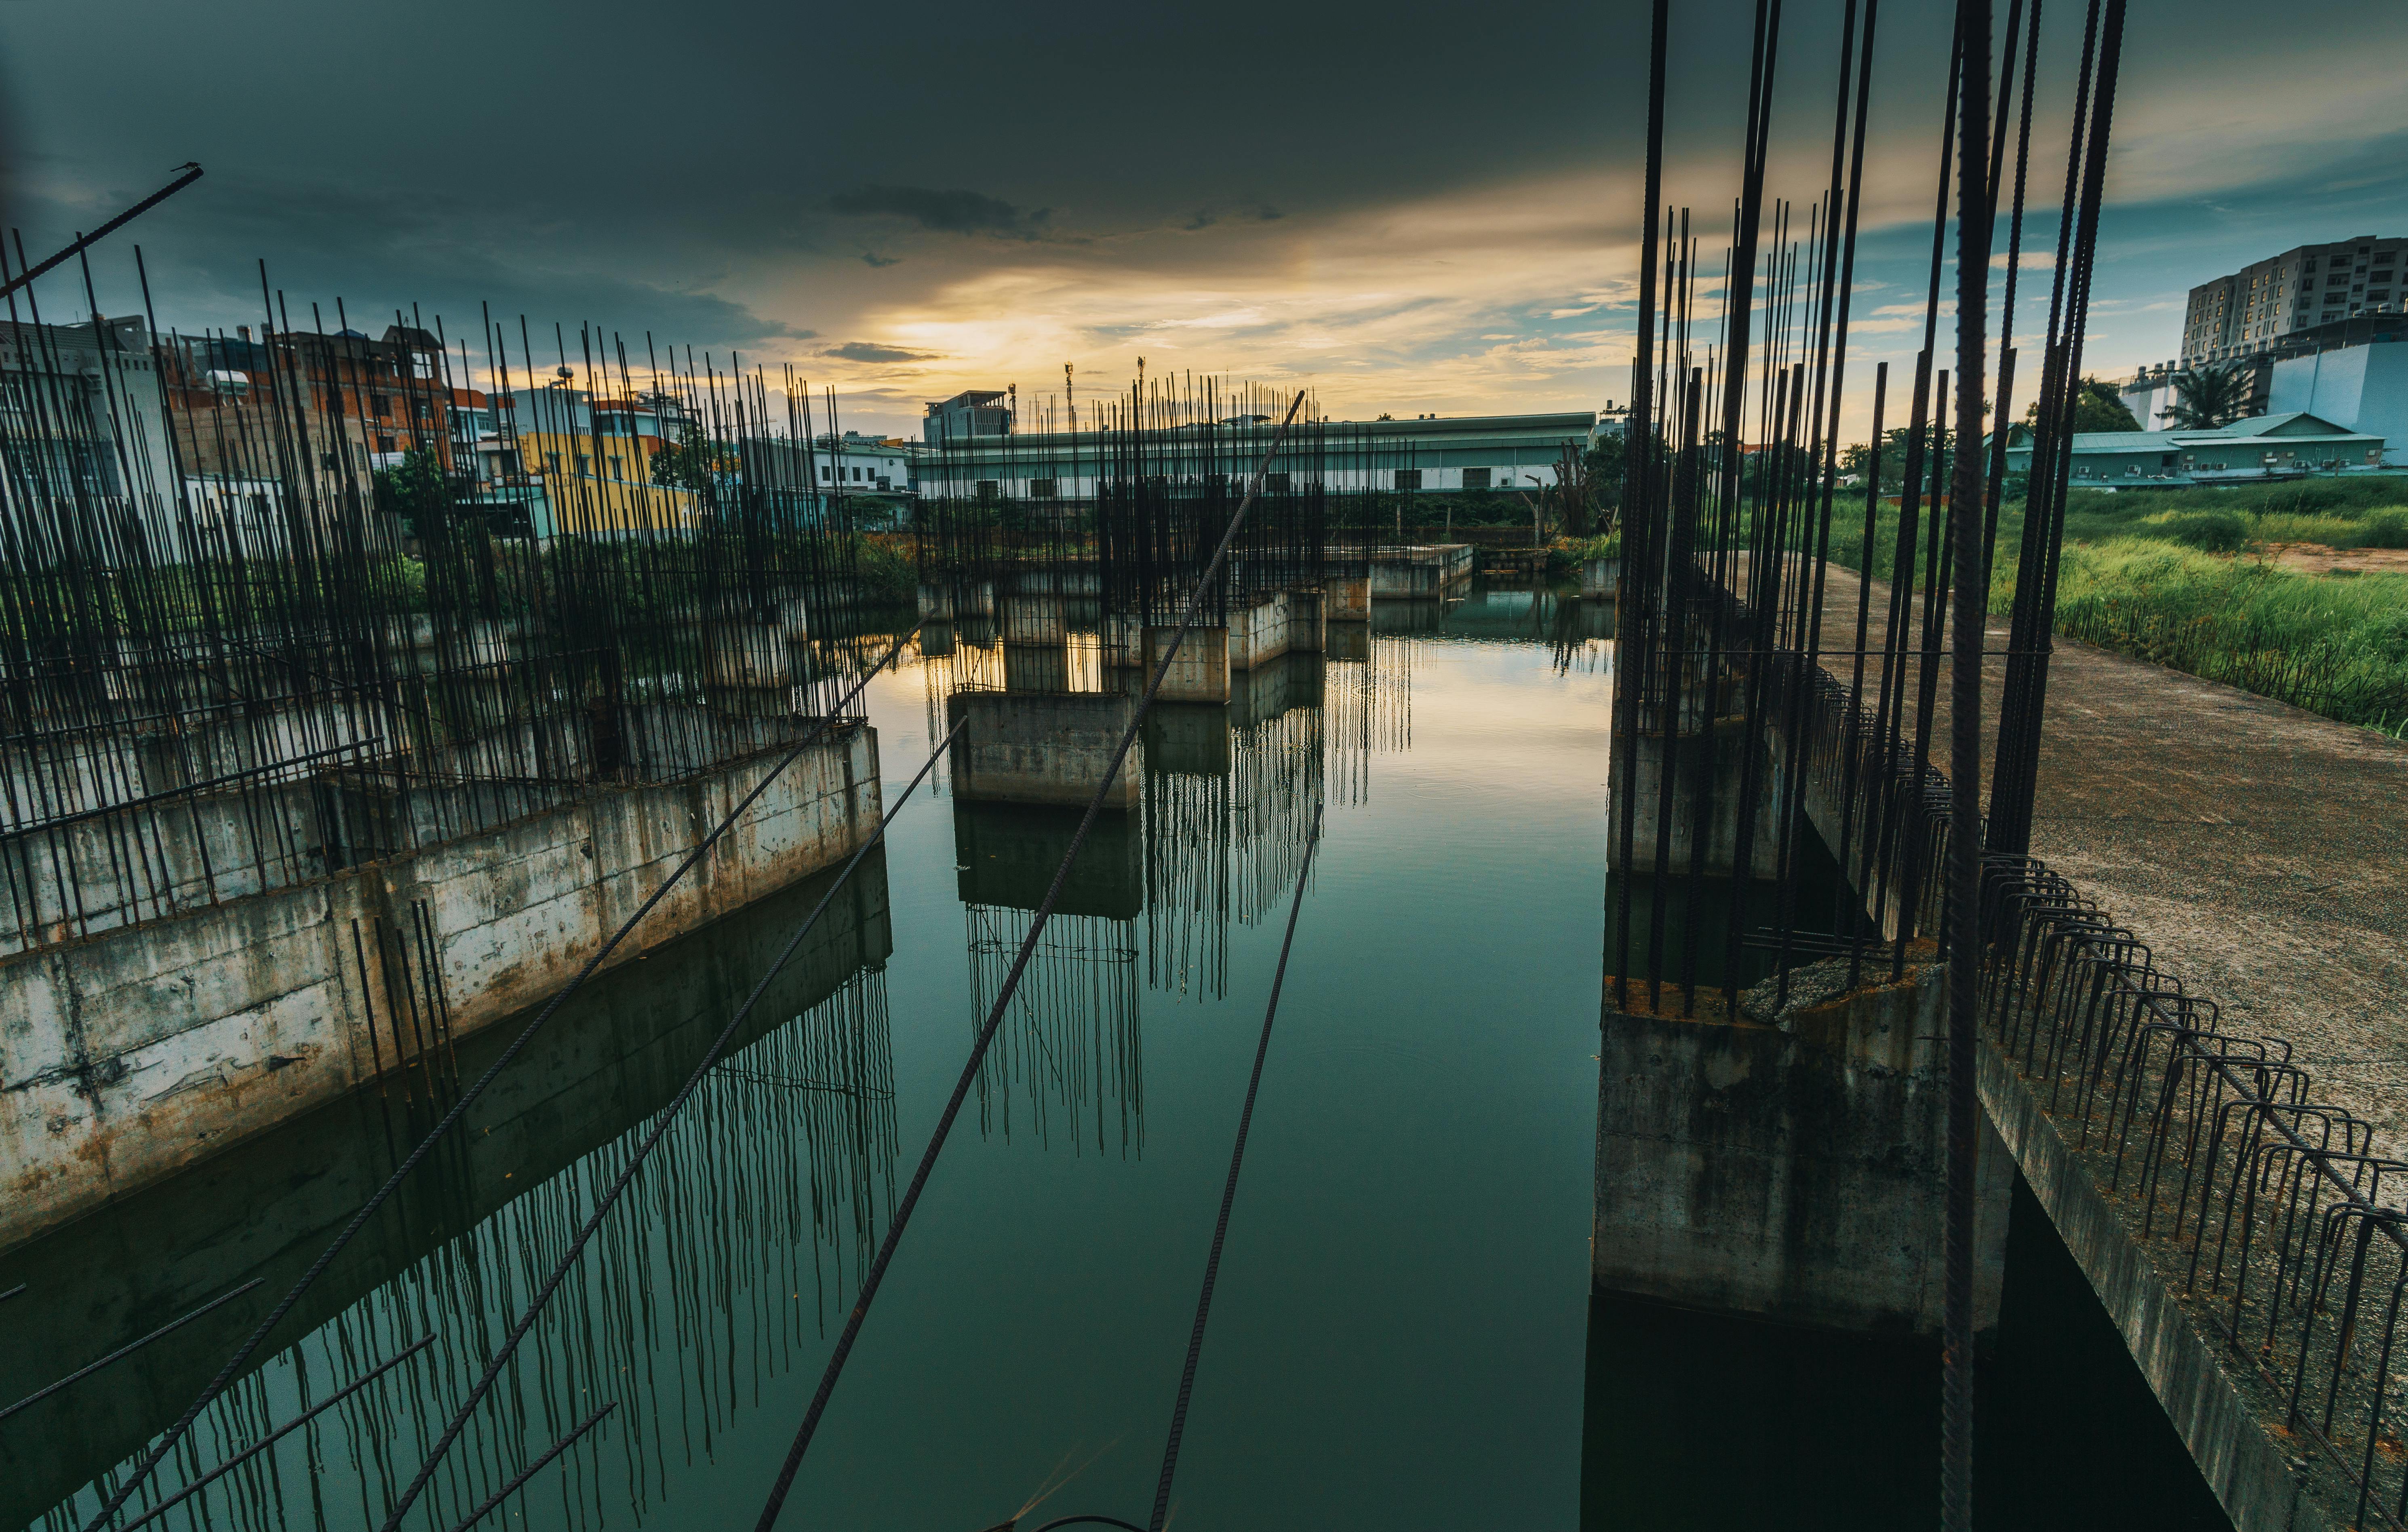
[0,857,895,1529]
[951,798,1144,1154]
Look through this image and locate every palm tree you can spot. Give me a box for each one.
[2163,363,2252,430]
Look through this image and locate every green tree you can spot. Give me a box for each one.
[2025,376,2140,433]
[649,420,727,492]
[2162,363,2251,430]
[1839,424,1957,494]
[371,446,448,528]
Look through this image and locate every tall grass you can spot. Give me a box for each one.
[1820,480,2408,732]
[2038,543,2408,728]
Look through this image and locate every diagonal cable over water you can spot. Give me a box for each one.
[1146,802,1323,1531]
[80,627,919,1532]
[374,715,965,1531]
[754,390,1308,1531]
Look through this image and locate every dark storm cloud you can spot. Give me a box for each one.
[822,342,942,363]
[2,0,2406,430]
[828,185,1046,236]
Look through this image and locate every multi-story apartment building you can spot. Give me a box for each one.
[2182,236,2408,365]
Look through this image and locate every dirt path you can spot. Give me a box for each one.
[1804,563,2408,1157]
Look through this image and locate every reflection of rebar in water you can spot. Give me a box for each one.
[38,967,897,1532]
[1230,701,1323,926]
[1145,765,1231,1000]
[1325,637,1414,806]
[1141,677,1323,1001]
[965,906,1142,1156]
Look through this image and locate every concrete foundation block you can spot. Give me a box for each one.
[947,690,1140,808]
[1144,625,1230,703]
[1325,575,1371,623]
[1593,962,2011,1334]
[0,728,881,1249]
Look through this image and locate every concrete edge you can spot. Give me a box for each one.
[1977,1036,2347,1532]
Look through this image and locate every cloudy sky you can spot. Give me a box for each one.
[3,0,2404,440]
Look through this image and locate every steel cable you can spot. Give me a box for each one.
[753,390,1307,1531]
[0,1278,263,1424]
[1146,803,1323,1531]
[114,1337,436,1532]
[80,628,916,1532]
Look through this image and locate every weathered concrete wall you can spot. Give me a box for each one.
[1143,624,1230,703]
[1581,557,1621,598]
[1002,642,1072,694]
[1978,1036,2348,1532]
[947,690,1140,808]
[999,593,1068,647]
[1594,962,2012,1334]
[1226,590,1324,671]
[1325,576,1371,623]
[918,578,994,621]
[0,727,881,1248]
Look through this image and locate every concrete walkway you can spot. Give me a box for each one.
[1804,563,2408,1157]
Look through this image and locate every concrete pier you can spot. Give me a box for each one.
[1595,957,2012,1334]
[1227,589,1323,671]
[1369,543,1475,597]
[1324,574,1371,622]
[946,690,1141,808]
[0,726,882,1248]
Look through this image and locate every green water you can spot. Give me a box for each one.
[0,585,2225,1530]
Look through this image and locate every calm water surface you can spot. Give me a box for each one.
[2,585,2223,1530]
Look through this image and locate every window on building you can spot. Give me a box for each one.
[1462,467,1492,490]
[1394,468,1423,491]
[546,452,561,474]
[415,399,431,420]
[820,466,830,480]
[1262,471,1291,492]
[377,434,396,453]
[609,454,623,477]
[372,393,390,417]
[497,450,521,476]
[576,454,590,474]
[1030,477,1058,498]
[975,479,999,502]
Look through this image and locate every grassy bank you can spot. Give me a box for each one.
[1824,479,2408,735]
